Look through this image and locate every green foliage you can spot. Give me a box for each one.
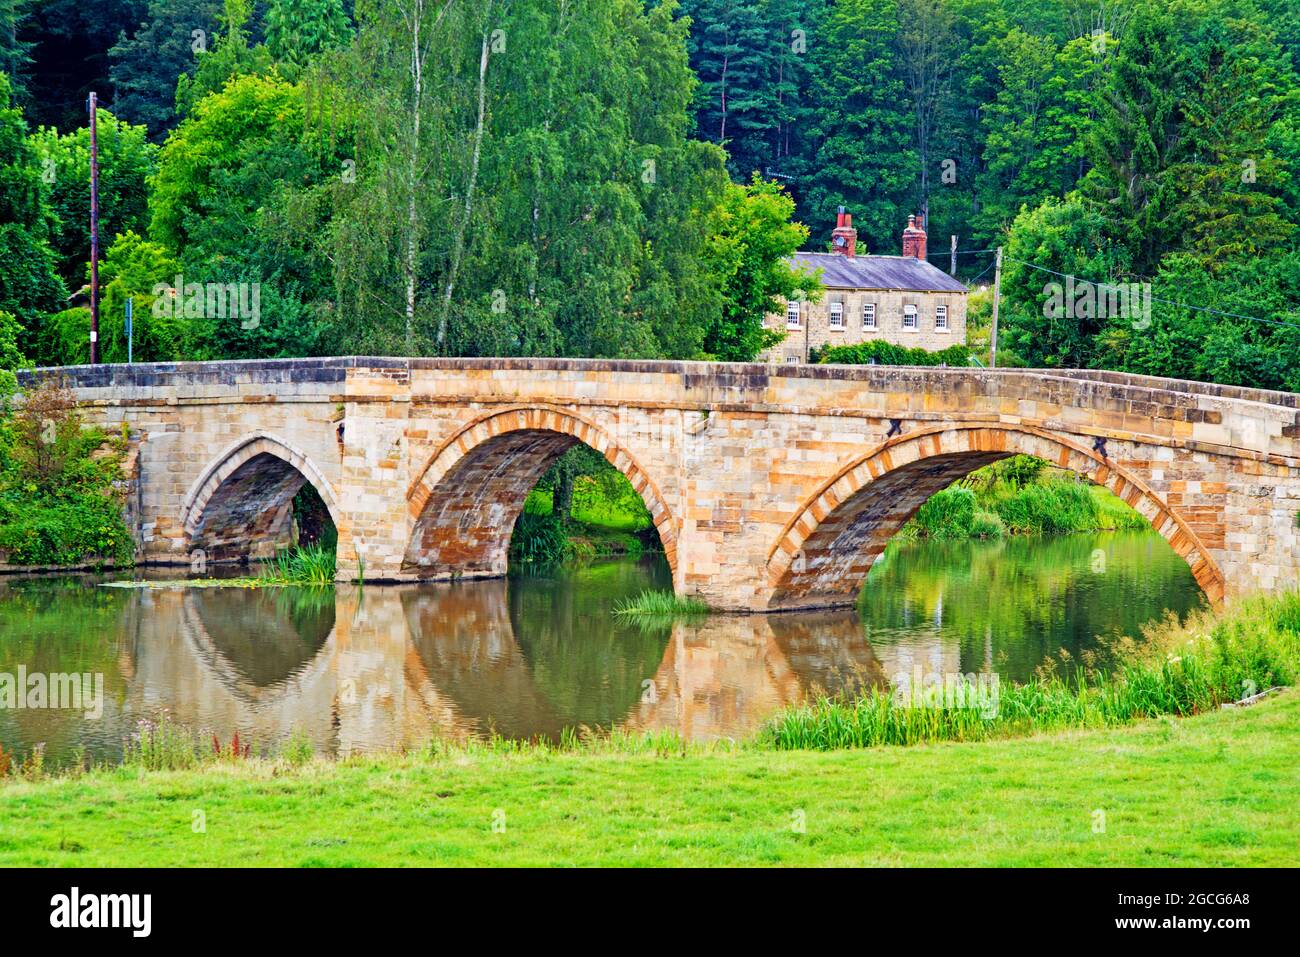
[258,543,336,585]
[510,509,573,566]
[174,0,273,119]
[613,590,710,619]
[0,380,133,566]
[702,175,815,361]
[764,590,1300,750]
[0,72,65,330]
[29,109,157,285]
[264,0,352,74]
[903,457,1147,541]
[911,486,978,540]
[109,0,224,137]
[814,339,971,366]
[0,307,24,395]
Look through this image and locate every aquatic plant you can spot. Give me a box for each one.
[257,543,336,585]
[613,590,710,619]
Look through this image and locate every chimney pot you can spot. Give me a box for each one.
[832,207,858,257]
[902,212,927,261]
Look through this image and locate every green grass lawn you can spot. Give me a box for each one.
[1,691,1295,867]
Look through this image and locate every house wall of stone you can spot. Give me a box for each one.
[759,288,968,363]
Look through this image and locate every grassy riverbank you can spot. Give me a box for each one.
[900,456,1147,542]
[766,590,1298,748]
[0,690,1293,866]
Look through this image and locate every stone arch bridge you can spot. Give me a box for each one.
[23,357,1300,611]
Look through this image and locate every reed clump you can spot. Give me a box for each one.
[762,590,1300,750]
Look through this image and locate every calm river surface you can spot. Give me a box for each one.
[0,530,1203,765]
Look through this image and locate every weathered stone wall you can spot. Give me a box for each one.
[23,357,1300,611]
[760,288,968,362]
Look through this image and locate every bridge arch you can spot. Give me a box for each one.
[181,432,342,564]
[404,405,679,581]
[766,424,1226,611]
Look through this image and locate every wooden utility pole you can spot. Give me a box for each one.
[950,235,957,276]
[88,92,100,364]
[989,245,1003,369]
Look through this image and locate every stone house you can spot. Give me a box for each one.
[761,210,969,363]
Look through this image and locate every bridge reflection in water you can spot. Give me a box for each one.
[20,560,891,760]
[0,530,1202,764]
[144,578,889,752]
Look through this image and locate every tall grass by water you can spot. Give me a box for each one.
[763,590,1300,749]
[614,590,711,619]
[257,543,336,585]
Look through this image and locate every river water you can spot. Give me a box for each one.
[0,530,1203,765]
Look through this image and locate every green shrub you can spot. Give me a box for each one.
[970,509,1006,539]
[0,379,134,566]
[0,497,133,565]
[992,480,1098,534]
[510,510,572,565]
[910,487,978,539]
[813,340,972,367]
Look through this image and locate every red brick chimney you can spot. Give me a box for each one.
[902,213,927,260]
[831,206,857,257]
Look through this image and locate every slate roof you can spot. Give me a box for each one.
[789,251,968,294]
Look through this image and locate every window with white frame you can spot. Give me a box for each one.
[829,302,844,329]
[903,304,918,331]
[863,302,877,330]
[935,304,949,332]
[784,355,801,364]
[786,301,801,329]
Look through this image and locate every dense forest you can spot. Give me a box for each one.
[1,0,1299,390]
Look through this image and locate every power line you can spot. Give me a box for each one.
[964,258,998,287]
[1003,256,1300,333]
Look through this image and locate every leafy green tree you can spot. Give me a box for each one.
[0,72,65,352]
[999,195,1131,369]
[108,0,223,137]
[1166,17,1295,268]
[174,0,272,119]
[29,109,156,285]
[702,175,815,361]
[16,0,146,130]
[1082,6,1185,274]
[264,0,352,74]
[896,0,958,225]
[793,0,912,252]
[0,0,33,101]
[0,307,24,395]
[680,0,777,180]
[973,31,1103,239]
[150,72,341,357]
